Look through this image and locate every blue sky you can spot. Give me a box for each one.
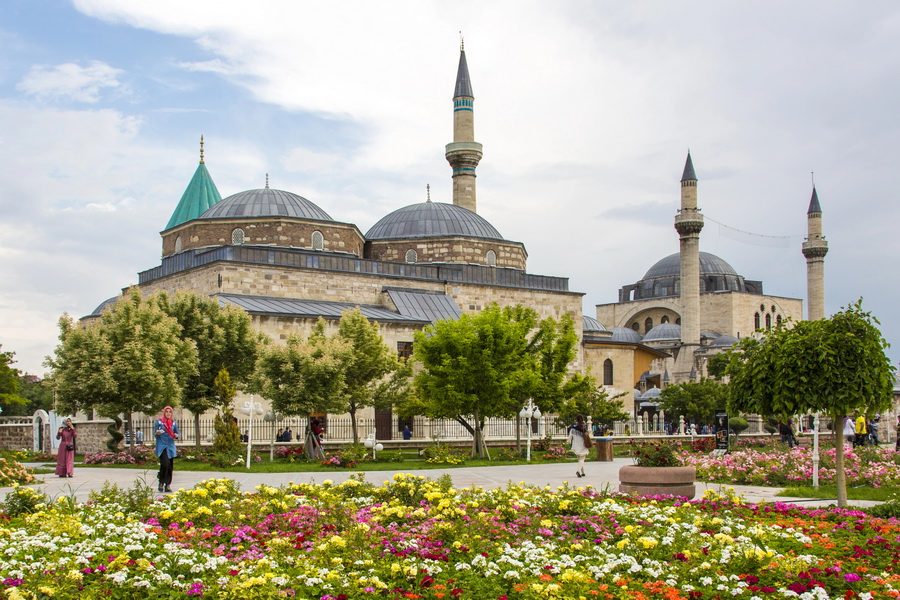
[1,0,899,376]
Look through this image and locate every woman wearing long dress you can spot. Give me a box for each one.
[55,418,76,477]
[154,406,179,493]
[567,415,590,478]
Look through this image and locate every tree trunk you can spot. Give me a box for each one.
[350,406,359,444]
[194,413,202,450]
[127,412,134,449]
[515,415,522,456]
[834,413,848,507]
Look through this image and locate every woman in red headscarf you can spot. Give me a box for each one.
[154,406,179,493]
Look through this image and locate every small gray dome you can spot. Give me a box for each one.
[199,188,333,222]
[611,327,643,343]
[643,251,738,280]
[582,315,610,333]
[366,202,503,240]
[643,322,682,342]
[88,297,117,317]
[643,387,662,399]
[709,334,739,348]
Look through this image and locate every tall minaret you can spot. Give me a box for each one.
[445,39,482,213]
[802,185,828,320]
[674,152,703,376]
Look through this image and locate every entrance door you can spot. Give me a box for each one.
[374,408,393,441]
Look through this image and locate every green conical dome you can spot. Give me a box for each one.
[165,161,223,230]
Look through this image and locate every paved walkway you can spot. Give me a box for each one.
[2,457,879,508]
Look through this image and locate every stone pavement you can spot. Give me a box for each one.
[2,457,880,509]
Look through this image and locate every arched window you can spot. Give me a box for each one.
[660,315,669,324]
[603,358,614,386]
[486,250,497,267]
[231,228,245,245]
[765,313,772,329]
[754,312,761,329]
[311,231,324,251]
[405,249,417,263]
[644,317,653,333]
[776,314,783,325]
[675,318,681,325]
[174,236,182,252]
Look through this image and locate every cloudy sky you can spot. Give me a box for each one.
[2,0,899,376]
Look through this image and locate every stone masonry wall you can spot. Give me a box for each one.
[366,238,526,270]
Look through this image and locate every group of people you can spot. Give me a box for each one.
[843,412,888,447]
[275,428,294,443]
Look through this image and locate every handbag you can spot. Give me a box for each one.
[66,443,75,451]
[582,431,593,449]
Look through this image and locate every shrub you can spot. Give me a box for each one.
[274,445,305,460]
[691,437,716,453]
[323,444,369,468]
[1,485,48,517]
[83,445,156,465]
[540,445,571,461]
[211,406,242,456]
[374,450,405,463]
[421,443,467,465]
[87,479,156,515]
[729,416,749,436]
[628,441,683,467]
[0,458,34,486]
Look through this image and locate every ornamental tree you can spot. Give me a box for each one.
[155,291,266,449]
[47,287,198,448]
[658,378,728,426]
[723,299,894,506]
[0,346,27,414]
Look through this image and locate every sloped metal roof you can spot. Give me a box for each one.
[681,152,697,181]
[215,293,427,324]
[387,289,462,323]
[807,187,822,214]
[454,49,473,98]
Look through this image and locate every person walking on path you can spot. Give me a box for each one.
[55,418,76,478]
[567,415,591,478]
[843,416,856,446]
[155,406,179,493]
[854,411,868,447]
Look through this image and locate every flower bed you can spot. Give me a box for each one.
[0,475,898,599]
[83,445,157,466]
[684,445,900,487]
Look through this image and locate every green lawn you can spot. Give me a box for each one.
[778,485,900,502]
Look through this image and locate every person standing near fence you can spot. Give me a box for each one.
[155,406,179,493]
[567,415,590,479]
[55,418,76,478]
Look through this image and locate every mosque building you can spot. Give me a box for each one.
[85,44,826,434]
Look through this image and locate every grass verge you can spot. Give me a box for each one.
[778,485,900,502]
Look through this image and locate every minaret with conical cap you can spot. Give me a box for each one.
[445,39,483,213]
[802,186,828,320]
[674,152,704,377]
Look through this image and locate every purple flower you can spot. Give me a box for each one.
[844,573,861,582]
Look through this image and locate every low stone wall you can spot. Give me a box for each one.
[0,418,39,452]
[71,420,121,455]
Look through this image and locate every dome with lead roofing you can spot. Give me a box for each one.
[366,202,503,240]
[582,315,610,334]
[199,188,334,222]
[611,327,643,343]
[643,322,682,342]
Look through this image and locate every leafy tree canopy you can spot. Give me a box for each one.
[658,378,728,425]
[557,380,629,430]
[0,346,27,413]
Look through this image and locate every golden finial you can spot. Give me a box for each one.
[199,135,205,164]
[265,173,270,189]
[460,32,464,52]
[426,183,432,203]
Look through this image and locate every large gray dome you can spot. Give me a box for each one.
[199,188,333,222]
[643,322,681,342]
[582,315,610,334]
[643,252,738,280]
[366,202,503,240]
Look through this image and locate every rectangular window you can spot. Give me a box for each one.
[397,341,413,360]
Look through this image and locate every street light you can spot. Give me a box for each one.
[811,413,821,488]
[264,410,283,462]
[363,432,384,459]
[240,395,263,469]
[519,399,542,461]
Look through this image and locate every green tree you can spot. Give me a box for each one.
[47,288,198,449]
[409,304,580,457]
[335,308,405,443]
[0,346,28,414]
[155,292,266,449]
[211,369,243,455]
[658,378,727,426]
[558,382,629,432]
[724,300,894,507]
[17,375,54,415]
[253,319,350,418]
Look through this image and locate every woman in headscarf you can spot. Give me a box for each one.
[154,406,179,493]
[567,414,590,478]
[55,417,76,477]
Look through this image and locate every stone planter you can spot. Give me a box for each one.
[618,465,696,499]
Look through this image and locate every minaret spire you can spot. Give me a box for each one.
[445,40,482,213]
[674,151,704,381]
[199,135,205,164]
[802,183,828,320]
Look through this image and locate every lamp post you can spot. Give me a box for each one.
[240,396,263,469]
[363,432,384,460]
[811,412,821,488]
[264,410,283,462]
[519,399,542,462]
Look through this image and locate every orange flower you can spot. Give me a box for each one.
[540,574,553,582]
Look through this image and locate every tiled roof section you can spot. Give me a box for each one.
[200,188,333,222]
[365,202,503,240]
[681,152,697,182]
[165,163,224,230]
[807,187,822,214]
[387,289,462,323]
[215,293,428,324]
[454,50,473,98]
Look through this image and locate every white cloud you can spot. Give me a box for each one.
[16,60,123,103]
